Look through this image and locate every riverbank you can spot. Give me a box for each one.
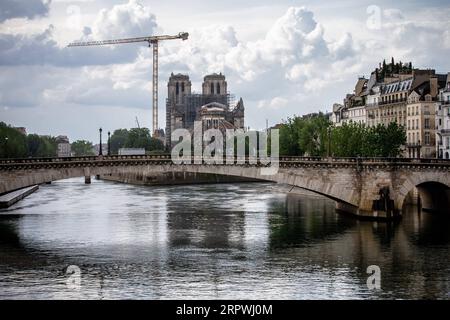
[0,185,39,208]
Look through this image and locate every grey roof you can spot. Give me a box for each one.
[382,78,413,94]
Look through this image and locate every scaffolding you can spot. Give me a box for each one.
[166,92,238,148]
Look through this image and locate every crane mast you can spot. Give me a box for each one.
[152,40,158,137]
[68,32,189,137]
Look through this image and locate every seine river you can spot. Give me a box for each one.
[0,178,449,299]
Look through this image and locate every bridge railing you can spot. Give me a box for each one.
[1,154,450,169]
[0,154,172,164]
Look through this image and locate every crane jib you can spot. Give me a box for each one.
[67,33,189,47]
[67,32,189,135]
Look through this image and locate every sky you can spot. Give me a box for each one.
[0,0,449,142]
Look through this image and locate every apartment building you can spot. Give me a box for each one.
[331,59,448,158]
[436,73,450,159]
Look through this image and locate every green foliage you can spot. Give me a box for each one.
[28,135,57,157]
[0,122,27,158]
[110,128,164,154]
[110,129,128,154]
[1,122,166,159]
[331,122,406,157]
[279,113,330,156]
[0,123,59,158]
[279,116,406,158]
[71,140,95,156]
[378,58,412,81]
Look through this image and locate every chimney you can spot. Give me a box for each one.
[430,77,438,98]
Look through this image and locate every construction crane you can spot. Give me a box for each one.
[135,116,140,129]
[68,32,189,136]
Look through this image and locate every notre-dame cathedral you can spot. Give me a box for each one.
[165,72,245,149]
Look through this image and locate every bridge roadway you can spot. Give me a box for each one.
[1,155,450,220]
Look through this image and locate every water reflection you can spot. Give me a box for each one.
[0,178,449,299]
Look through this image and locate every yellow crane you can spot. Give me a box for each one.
[68,32,189,136]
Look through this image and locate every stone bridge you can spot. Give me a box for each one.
[1,155,450,220]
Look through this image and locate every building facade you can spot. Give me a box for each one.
[406,90,436,158]
[56,135,71,157]
[436,73,450,159]
[165,73,245,149]
[332,59,448,158]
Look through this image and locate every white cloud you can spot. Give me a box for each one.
[0,0,50,23]
[257,97,289,110]
[1,0,449,141]
[92,0,158,40]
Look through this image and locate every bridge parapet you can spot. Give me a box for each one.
[1,155,450,171]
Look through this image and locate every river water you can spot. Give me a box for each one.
[0,178,449,299]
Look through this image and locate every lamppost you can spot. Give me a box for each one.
[327,126,331,158]
[107,131,111,156]
[4,137,8,158]
[99,128,103,156]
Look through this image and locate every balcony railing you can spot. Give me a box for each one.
[441,129,450,134]
[379,98,407,106]
[407,143,422,148]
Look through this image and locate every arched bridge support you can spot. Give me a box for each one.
[1,155,450,220]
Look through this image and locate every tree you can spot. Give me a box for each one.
[110,128,165,154]
[279,113,330,157]
[26,134,42,157]
[110,129,129,154]
[71,140,95,156]
[298,114,330,156]
[329,122,406,158]
[0,122,27,158]
[373,122,406,157]
[279,117,301,156]
[126,128,152,149]
[26,134,57,157]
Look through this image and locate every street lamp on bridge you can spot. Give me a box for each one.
[108,131,111,156]
[99,128,103,156]
[3,137,8,158]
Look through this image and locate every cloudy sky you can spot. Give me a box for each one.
[1,0,449,142]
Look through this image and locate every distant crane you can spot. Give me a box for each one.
[68,32,189,136]
[135,116,140,129]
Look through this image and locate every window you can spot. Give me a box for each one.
[425,118,430,129]
[425,132,430,145]
[176,82,179,94]
[408,120,410,130]
[181,82,185,92]
[216,83,220,94]
[210,82,214,94]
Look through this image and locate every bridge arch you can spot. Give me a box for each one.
[396,173,450,215]
[0,163,360,212]
[160,164,361,210]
